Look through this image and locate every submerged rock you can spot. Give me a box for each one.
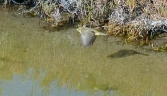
[107,49,148,58]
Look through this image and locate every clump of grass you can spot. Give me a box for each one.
[107,0,167,51]
[154,42,167,52]
[107,22,150,46]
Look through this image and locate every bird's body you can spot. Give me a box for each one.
[77,27,107,47]
[80,30,96,47]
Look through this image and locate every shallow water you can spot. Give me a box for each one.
[0,11,167,96]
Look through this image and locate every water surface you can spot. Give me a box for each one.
[0,11,167,96]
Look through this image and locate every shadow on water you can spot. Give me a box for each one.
[0,11,167,96]
[107,49,148,58]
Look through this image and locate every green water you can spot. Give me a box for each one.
[0,11,167,96]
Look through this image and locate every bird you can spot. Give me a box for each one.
[76,27,108,47]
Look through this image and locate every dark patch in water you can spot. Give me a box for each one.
[107,49,148,58]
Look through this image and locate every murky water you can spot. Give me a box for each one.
[0,11,167,96]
